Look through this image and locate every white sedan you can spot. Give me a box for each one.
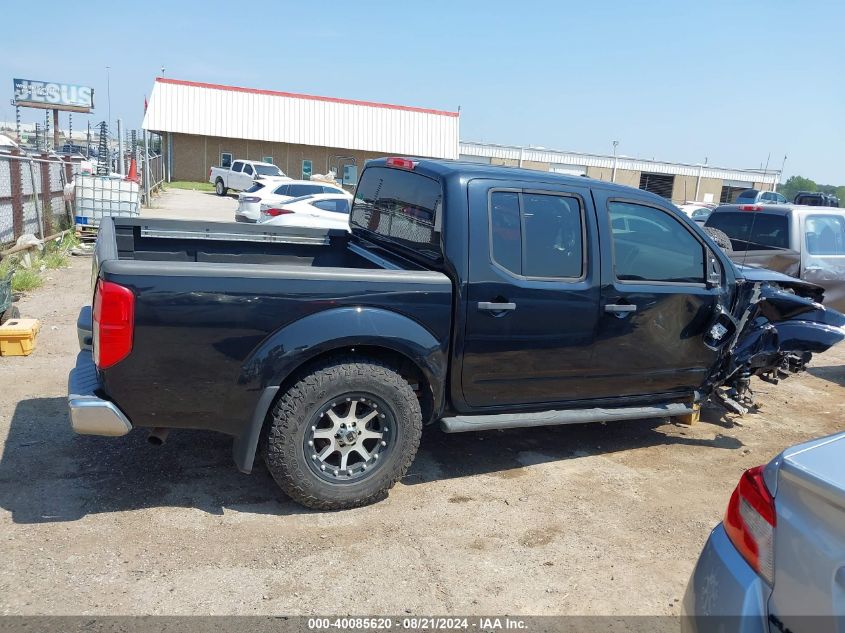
[259,193,353,230]
[235,179,348,223]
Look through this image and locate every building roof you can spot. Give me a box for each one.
[459,141,780,185]
[142,77,459,159]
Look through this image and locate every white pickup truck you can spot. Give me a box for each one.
[208,159,289,196]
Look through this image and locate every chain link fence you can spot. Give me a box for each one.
[0,153,73,247]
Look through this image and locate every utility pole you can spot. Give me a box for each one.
[774,155,787,193]
[611,140,619,183]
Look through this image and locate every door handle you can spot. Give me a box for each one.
[604,304,637,314]
[478,301,516,312]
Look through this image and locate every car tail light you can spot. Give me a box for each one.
[208,168,212,180]
[264,208,294,217]
[386,157,416,170]
[724,465,776,584]
[93,279,135,369]
[739,204,763,211]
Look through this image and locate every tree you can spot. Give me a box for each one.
[778,175,816,202]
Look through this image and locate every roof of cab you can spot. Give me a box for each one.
[366,157,666,202]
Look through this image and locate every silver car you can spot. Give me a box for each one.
[682,431,845,632]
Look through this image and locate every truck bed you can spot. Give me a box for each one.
[107,218,418,270]
[94,218,453,437]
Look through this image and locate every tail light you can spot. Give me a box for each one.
[93,279,135,369]
[724,465,776,584]
[739,204,763,211]
[208,168,212,180]
[264,208,294,217]
[386,157,416,170]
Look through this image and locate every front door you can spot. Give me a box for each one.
[460,178,602,408]
[589,191,725,398]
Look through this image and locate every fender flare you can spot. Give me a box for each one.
[233,307,447,473]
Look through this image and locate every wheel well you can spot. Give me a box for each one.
[278,346,435,424]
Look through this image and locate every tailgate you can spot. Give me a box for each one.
[768,434,845,630]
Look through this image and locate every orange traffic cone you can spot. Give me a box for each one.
[127,158,138,183]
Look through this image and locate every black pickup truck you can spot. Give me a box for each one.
[69,158,845,509]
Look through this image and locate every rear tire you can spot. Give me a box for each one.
[703,226,733,254]
[264,357,422,510]
[215,179,228,196]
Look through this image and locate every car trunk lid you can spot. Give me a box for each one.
[768,433,845,630]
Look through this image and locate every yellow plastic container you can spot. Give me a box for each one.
[0,318,40,356]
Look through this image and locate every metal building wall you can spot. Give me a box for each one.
[143,78,460,160]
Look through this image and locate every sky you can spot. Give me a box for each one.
[1,0,842,183]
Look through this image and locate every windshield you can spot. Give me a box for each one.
[244,182,265,193]
[705,211,790,251]
[254,164,284,176]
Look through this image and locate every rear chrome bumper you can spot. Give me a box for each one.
[68,347,132,436]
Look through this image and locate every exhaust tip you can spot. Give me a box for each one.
[147,428,169,446]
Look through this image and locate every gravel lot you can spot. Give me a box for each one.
[1,189,843,616]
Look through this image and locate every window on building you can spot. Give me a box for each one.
[638,173,675,199]
[221,153,233,169]
[261,156,273,164]
[301,159,313,180]
[805,215,845,255]
[609,201,705,283]
[489,190,584,279]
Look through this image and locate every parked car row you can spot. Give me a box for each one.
[234,179,351,227]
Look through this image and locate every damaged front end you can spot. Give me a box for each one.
[700,266,845,414]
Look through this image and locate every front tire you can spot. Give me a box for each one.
[215,179,228,196]
[264,357,422,510]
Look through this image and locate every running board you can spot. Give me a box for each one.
[439,402,694,433]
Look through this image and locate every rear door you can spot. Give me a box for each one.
[589,191,726,398]
[230,161,244,189]
[801,212,845,311]
[461,179,602,407]
[238,163,255,190]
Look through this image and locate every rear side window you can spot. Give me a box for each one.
[273,184,290,196]
[805,215,845,255]
[705,212,790,250]
[350,166,443,259]
[288,184,324,197]
[609,201,704,283]
[489,191,584,279]
[313,198,350,214]
[232,161,243,172]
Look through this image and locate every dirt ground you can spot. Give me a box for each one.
[0,189,843,616]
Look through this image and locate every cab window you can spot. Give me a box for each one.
[805,215,845,255]
[609,201,705,283]
[489,190,584,279]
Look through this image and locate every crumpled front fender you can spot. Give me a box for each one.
[703,278,845,405]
